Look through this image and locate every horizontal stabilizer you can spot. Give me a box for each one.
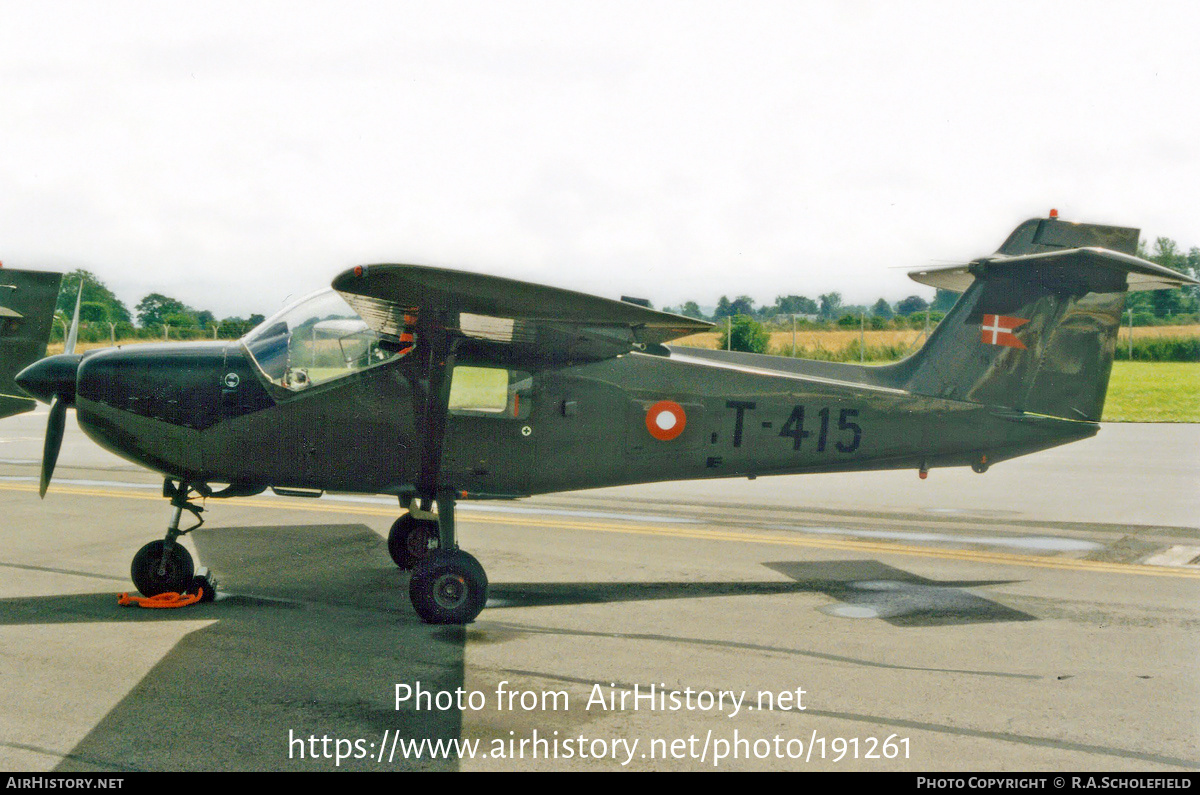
[910,246,1199,294]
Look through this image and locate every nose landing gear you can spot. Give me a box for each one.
[130,480,206,597]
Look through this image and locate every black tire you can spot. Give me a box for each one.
[131,540,195,597]
[409,549,488,625]
[387,514,440,570]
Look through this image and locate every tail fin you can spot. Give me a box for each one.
[902,216,1198,422]
[0,267,63,420]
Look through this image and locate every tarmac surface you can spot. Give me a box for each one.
[0,411,1197,771]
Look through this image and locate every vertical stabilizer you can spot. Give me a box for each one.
[903,217,1198,422]
[0,268,63,419]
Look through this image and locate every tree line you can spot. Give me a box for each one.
[48,236,1198,344]
[51,269,265,343]
[663,237,1199,327]
[663,290,957,328]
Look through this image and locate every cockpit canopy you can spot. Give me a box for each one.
[241,289,409,390]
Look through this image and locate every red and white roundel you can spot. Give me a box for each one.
[645,400,687,441]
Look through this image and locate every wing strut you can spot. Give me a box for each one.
[410,309,461,551]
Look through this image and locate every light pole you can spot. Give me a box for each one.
[1127,308,1134,359]
[54,313,67,347]
[860,312,865,363]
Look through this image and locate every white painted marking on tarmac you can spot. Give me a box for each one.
[853,580,904,591]
[0,475,161,489]
[318,493,699,524]
[826,605,880,619]
[462,502,700,524]
[770,523,1101,552]
[1143,545,1200,568]
[0,476,701,525]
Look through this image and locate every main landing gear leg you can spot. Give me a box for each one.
[407,490,488,625]
[130,480,207,597]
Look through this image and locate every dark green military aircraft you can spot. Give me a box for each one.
[6,214,1197,624]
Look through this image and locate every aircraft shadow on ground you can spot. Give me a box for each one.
[0,533,1034,771]
[489,559,1036,627]
[0,524,465,772]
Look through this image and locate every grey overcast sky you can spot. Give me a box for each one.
[1,1,1197,319]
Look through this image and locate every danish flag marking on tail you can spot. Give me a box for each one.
[980,314,1029,349]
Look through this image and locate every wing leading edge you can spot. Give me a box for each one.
[332,264,712,362]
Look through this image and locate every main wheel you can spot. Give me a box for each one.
[409,549,488,625]
[131,540,195,597]
[387,514,440,570]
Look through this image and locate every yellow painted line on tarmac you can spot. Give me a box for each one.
[4,481,1199,580]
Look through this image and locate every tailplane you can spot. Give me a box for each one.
[901,215,1197,422]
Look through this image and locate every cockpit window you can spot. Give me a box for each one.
[242,289,409,390]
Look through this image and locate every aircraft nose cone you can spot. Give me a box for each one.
[15,354,81,404]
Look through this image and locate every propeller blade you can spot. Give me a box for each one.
[39,395,67,498]
[64,280,83,355]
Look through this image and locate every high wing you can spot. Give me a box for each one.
[0,268,62,420]
[331,264,713,362]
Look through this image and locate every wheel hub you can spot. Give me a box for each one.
[154,553,180,579]
[432,573,468,610]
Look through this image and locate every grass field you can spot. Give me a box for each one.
[42,334,1200,422]
[674,324,1200,356]
[1102,362,1200,422]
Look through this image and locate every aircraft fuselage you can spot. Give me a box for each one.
[67,340,1095,499]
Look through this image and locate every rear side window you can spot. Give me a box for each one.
[448,366,531,418]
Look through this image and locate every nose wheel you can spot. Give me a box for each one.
[131,539,195,596]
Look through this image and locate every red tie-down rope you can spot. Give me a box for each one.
[117,588,205,609]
